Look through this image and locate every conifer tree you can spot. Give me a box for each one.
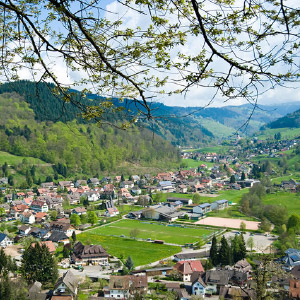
[209,236,218,266]
[21,243,58,285]
[125,256,134,271]
[237,234,247,261]
[218,236,232,266]
[72,231,77,242]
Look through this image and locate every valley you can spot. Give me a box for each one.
[0,83,300,299]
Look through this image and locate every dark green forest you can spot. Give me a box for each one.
[0,91,180,176]
[267,109,300,129]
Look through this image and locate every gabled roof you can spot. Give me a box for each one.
[174,260,204,275]
[192,276,207,288]
[0,232,9,243]
[48,231,69,242]
[54,270,79,295]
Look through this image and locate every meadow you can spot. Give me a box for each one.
[76,232,181,266]
[256,128,300,140]
[0,151,46,165]
[154,189,247,204]
[262,191,300,216]
[84,219,216,245]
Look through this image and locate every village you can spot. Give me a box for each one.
[0,139,300,299]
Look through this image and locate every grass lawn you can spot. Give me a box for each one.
[262,191,300,216]
[0,151,47,165]
[87,219,216,245]
[271,174,300,184]
[76,233,181,266]
[183,159,215,169]
[183,146,233,154]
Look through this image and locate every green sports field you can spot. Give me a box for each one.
[85,219,216,244]
[77,233,181,266]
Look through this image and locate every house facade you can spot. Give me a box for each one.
[0,233,13,248]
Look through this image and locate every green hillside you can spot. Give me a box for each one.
[0,81,214,147]
[267,109,300,129]
[0,92,180,178]
[256,127,300,140]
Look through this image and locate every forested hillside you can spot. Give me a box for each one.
[266,109,300,129]
[0,92,180,176]
[0,81,214,147]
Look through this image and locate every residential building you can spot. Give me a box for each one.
[173,260,204,282]
[31,200,48,213]
[52,270,80,299]
[0,233,13,248]
[20,211,35,224]
[72,207,87,215]
[103,275,147,299]
[191,277,207,297]
[193,203,211,215]
[211,199,229,210]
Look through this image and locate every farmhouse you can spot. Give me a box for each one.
[71,241,109,265]
[174,252,205,262]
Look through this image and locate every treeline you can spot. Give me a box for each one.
[209,235,246,267]
[0,93,180,176]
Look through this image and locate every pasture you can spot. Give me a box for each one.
[263,191,300,216]
[85,219,216,245]
[0,151,46,165]
[76,233,181,266]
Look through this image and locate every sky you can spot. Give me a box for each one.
[100,0,300,108]
[13,0,300,108]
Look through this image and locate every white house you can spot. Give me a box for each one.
[20,211,35,224]
[0,233,13,248]
[86,191,100,202]
[120,181,134,189]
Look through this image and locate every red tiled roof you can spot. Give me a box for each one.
[174,260,204,275]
